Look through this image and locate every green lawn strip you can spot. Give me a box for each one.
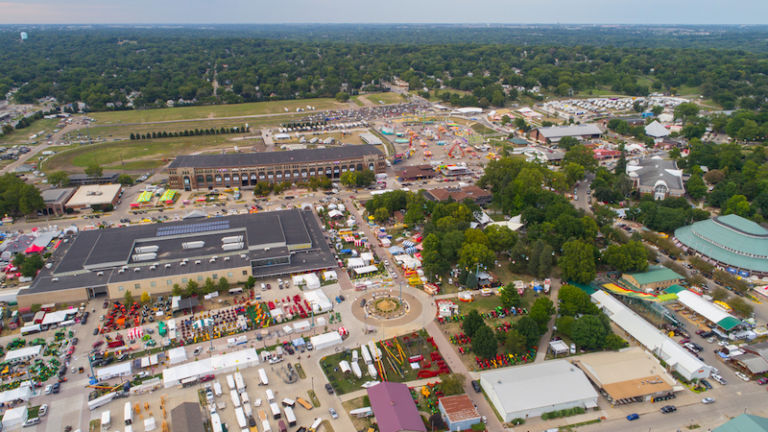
[307,389,321,407]
[295,363,307,379]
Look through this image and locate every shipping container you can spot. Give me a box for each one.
[269,402,281,419]
[258,368,269,386]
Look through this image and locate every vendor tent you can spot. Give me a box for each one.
[2,406,27,430]
[96,361,133,380]
[310,332,343,351]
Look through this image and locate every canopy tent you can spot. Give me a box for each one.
[353,265,379,276]
[24,244,44,254]
[2,406,27,430]
[127,326,144,340]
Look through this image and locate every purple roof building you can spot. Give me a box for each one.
[366,382,426,432]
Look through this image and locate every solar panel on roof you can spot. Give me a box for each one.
[156,220,230,237]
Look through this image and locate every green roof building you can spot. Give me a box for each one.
[714,414,768,432]
[619,266,684,292]
[674,214,768,276]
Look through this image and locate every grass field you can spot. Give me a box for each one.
[0,118,60,146]
[88,98,348,124]
[43,135,265,173]
[77,118,261,141]
[470,123,497,136]
[357,92,406,105]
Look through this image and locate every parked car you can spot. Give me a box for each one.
[626,413,639,421]
[44,385,53,395]
[51,383,60,394]
[757,377,768,385]
[23,417,40,427]
[736,372,751,382]
[471,380,482,393]
[700,379,712,390]
[712,374,727,385]
[39,404,48,416]
[325,383,335,394]
[660,405,677,414]
[702,397,715,404]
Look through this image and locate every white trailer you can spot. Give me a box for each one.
[230,389,241,408]
[283,406,297,426]
[352,350,359,362]
[309,417,323,432]
[235,407,247,429]
[213,381,223,397]
[101,410,111,429]
[88,392,117,411]
[339,360,351,374]
[361,344,372,365]
[240,391,250,405]
[351,361,362,379]
[265,388,275,403]
[269,402,281,419]
[124,402,133,425]
[243,402,253,418]
[234,372,246,391]
[210,413,223,432]
[281,398,295,408]
[258,368,269,386]
[262,419,272,432]
[367,363,378,378]
[226,374,236,390]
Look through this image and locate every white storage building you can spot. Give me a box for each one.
[162,348,260,388]
[2,406,27,430]
[346,257,366,269]
[591,290,712,380]
[479,360,598,421]
[4,345,42,363]
[168,347,188,365]
[0,383,34,404]
[310,331,343,351]
[676,290,742,332]
[96,361,133,380]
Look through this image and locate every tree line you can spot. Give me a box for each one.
[129,125,249,140]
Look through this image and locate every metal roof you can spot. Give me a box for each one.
[168,145,382,169]
[644,120,670,138]
[626,157,684,190]
[479,360,598,416]
[674,215,768,273]
[713,414,768,432]
[625,266,683,286]
[537,124,602,139]
[367,382,426,432]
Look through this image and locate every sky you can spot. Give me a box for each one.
[1,0,767,25]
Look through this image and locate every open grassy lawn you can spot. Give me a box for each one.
[88,98,347,124]
[0,118,60,146]
[470,123,497,136]
[342,396,376,431]
[362,92,406,105]
[79,118,261,141]
[43,134,264,173]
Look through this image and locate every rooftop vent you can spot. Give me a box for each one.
[96,271,104,277]
[164,264,171,269]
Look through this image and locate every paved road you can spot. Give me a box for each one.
[425,321,506,431]
[534,280,561,362]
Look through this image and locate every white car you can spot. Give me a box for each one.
[701,397,715,404]
[736,372,751,382]
[711,374,727,385]
[39,404,48,416]
[44,385,53,395]
[329,408,338,419]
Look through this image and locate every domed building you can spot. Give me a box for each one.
[674,214,768,277]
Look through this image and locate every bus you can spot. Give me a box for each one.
[295,397,312,410]
[124,402,133,426]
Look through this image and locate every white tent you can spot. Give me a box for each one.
[162,348,260,388]
[144,417,157,431]
[328,209,344,219]
[293,320,311,332]
[304,273,321,290]
[360,252,374,264]
[4,345,42,363]
[347,257,365,269]
[96,361,133,380]
[168,347,187,365]
[645,120,670,138]
[2,406,27,430]
[353,265,379,276]
[0,383,33,404]
[304,290,333,313]
[310,332,343,351]
[323,271,338,281]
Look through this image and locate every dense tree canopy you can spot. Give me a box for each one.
[0,174,44,216]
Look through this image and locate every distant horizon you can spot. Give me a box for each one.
[1,0,767,26]
[3,23,768,27]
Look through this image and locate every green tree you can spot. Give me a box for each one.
[529,297,555,329]
[471,324,498,359]
[335,91,350,102]
[558,136,580,150]
[572,315,608,350]
[504,329,527,355]
[499,284,522,309]
[374,207,390,222]
[651,105,664,116]
[515,316,541,348]
[439,373,466,395]
[711,287,729,302]
[245,276,256,290]
[462,309,484,338]
[172,284,183,296]
[602,241,648,272]
[0,173,44,216]
[458,243,495,269]
[723,195,752,217]
[558,284,599,316]
[204,278,216,294]
[140,291,151,304]
[564,162,585,186]
[686,173,707,200]
[604,334,628,350]
[484,225,516,254]
[463,228,489,247]
[185,280,200,297]
[124,290,134,305]
[564,145,597,172]
[555,315,575,338]
[84,164,103,178]
[217,277,229,292]
[674,102,700,122]
[20,253,44,277]
[728,297,754,318]
[47,170,70,187]
[116,174,134,185]
[559,239,596,284]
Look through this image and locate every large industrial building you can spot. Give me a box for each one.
[674,214,768,277]
[18,209,335,308]
[572,347,676,405]
[591,290,712,381]
[530,124,603,144]
[479,360,599,421]
[168,145,386,191]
